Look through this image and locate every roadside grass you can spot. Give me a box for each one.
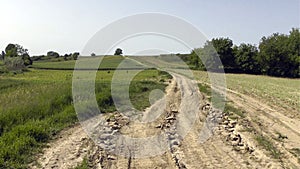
[74,157,89,169]
[198,81,284,160]
[194,71,300,115]
[130,70,172,110]
[0,66,171,168]
[197,83,245,119]
[255,135,282,159]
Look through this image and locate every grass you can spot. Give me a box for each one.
[0,71,76,168]
[194,71,300,115]
[74,157,89,169]
[31,55,125,70]
[224,104,246,119]
[255,135,282,159]
[0,57,171,168]
[198,82,245,119]
[0,60,7,74]
[130,70,172,110]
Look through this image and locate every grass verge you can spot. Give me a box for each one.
[0,68,171,168]
[255,135,282,159]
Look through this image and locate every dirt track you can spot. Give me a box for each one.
[31,72,300,169]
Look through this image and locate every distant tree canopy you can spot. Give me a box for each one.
[91,53,96,57]
[31,51,80,61]
[72,52,80,60]
[47,51,60,58]
[184,28,300,78]
[258,28,300,77]
[233,43,260,74]
[4,44,32,68]
[114,48,123,55]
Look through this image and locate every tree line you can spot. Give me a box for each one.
[182,28,299,78]
[0,44,80,71]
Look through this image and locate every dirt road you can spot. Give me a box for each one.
[31,72,299,169]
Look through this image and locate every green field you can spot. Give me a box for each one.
[0,57,171,168]
[1,57,299,168]
[193,71,300,115]
[31,55,126,70]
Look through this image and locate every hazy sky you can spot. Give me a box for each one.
[0,0,299,55]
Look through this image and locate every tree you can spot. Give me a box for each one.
[91,53,96,57]
[72,52,80,60]
[258,28,300,77]
[197,41,221,71]
[22,54,32,66]
[5,44,18,57]
[211,38,236,69]
[114,48,123,55]
[47,51,60,58]
[4,44,32,68]
[189,48,204,69]
[233,43,260,74]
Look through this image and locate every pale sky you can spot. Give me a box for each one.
[0,0,299,55]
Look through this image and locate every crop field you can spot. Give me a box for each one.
[193,71,300,116]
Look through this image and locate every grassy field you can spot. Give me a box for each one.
[31,55,125,70]
[0,57,171,168]
[1,57,298,168]
[193,71,300,114]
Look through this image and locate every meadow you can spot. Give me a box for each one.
[193,71,300,116]
[31,55,126,70]
[1,56,299,168]
[0,57,171,169]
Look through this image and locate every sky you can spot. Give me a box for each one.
[0,0,299,55]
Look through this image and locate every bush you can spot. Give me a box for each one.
[4,57,25,71]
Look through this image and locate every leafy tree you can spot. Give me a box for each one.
[22,53,32,66]
[114,48,123,55]
[233,43,260,74]
[72,52,80,60]
[91,53,96,57]
[47,51,60,58]
[189,50,200,69]
[4,44,32,68]
[211,38,236,69]
[63,54,70,61]
[197,41,220,71]
[5,44,18,57]
[258,28,300,77]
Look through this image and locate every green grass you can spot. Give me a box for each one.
[0,60,7,74]
[0,62,171,168]
[224,104,246,118]
[31,60,76,69]
[130,70,172,110]
[74,158,89,169]
[255,135,282,159]
[198,82,246,120]
[194,71,300,115]
[31,55,125,70]
[198,83,211,96]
